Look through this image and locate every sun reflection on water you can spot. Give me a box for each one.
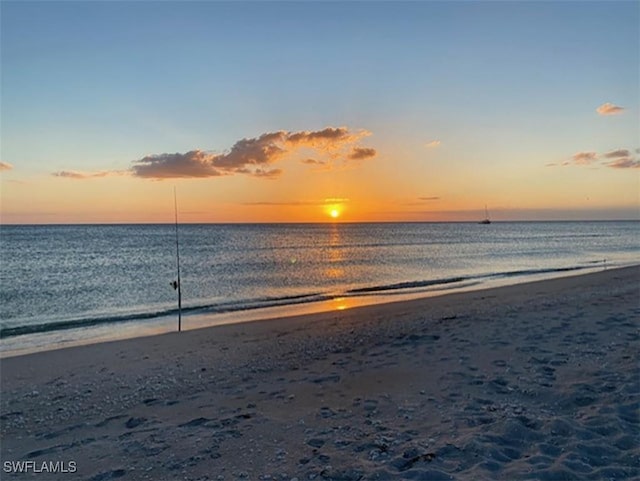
[325,224,345,279]
[333,297,348,310]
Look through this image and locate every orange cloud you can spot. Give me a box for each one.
[596,102,624,115]
[242,201,317,206]
[287,127,366,147]
[425,140,441,148]
[603,149,630,159]
[235,167,282,179]
[607,158,640,169]
[52,170,119,179]
[571,152,597,165]
[348,147,376,160]
[241,198,350,207]
[131,127,375,179]
[53,127,375,180]
[556,147,639,169]
[301,158,326,165]
[0,161,13,171]
[403,196,441,206]
[133,151,223,178]
[211,132,288,170]
[601,149,639,168]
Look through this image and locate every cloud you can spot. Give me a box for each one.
[211,132,288,170]
[132,150,223,178]
[403,196,441,206]
[0,161,13,171]
[596,102,624,115]
[54,127,374,180]
[241,201,317,206]
[555,147,639,170]
[238,167,283,179]
[52,170,117,179]
[131,127,375,179]
[287,127,363,147]
[348,147,377,160]
[571,151,598,165]
[241,197,350,207]
[603,149,630,159]
[301,158,327,165]
[606,157,640,169]
[425,140,441,148]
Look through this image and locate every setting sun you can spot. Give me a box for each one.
[324,201,344,220]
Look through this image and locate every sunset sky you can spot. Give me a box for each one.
[1,1,638,224]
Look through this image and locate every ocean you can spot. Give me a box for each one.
[1,222,638,355]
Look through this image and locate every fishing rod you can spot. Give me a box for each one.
[173,187,182,332]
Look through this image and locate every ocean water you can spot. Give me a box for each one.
[1,222,638,352]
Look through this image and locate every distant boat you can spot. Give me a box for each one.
[479,205,491,224]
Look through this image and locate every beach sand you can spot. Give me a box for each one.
[1,266,639,480]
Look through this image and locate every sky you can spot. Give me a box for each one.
[1,0,638,223]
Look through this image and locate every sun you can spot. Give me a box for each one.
[323,201,344,220]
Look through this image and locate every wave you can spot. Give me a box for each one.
[0,263,597,340]
[345,276,468,294]
[491,265,588,278]
[343,265,591,296]
[0,292,328,339]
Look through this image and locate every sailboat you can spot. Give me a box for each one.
[479,205,491,224]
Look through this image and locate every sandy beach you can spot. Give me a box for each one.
[1,266,638,480]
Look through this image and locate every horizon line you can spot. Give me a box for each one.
[2,219,639,227]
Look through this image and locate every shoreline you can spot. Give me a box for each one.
[0,262,633,359]
[1,265,639,480]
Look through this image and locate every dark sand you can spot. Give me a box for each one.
[1,266,639,480]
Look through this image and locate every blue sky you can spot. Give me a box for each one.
[1,1,638,222]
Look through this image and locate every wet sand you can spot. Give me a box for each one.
[1,266,639,480]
